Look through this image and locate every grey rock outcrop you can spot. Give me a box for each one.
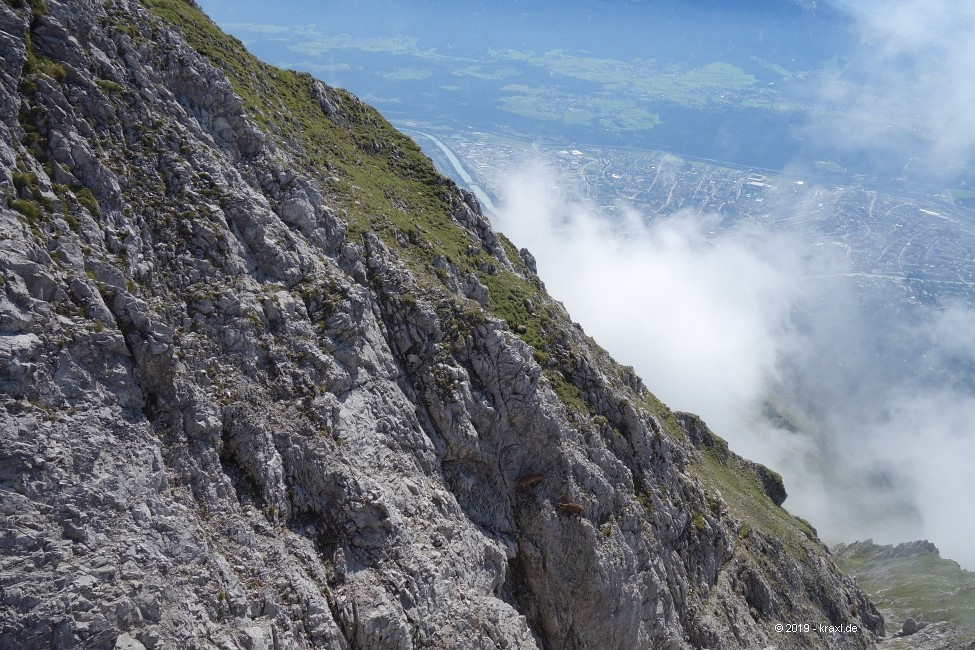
[1,1,884,648]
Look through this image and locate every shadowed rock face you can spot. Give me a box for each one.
[0,1,883,648]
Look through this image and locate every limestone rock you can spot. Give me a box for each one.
[0,1,885,648]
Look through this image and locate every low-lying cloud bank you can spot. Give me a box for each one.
[495,163,975,569]
[499,165,803,450]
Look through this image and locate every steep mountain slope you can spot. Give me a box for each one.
[0,0,883,648]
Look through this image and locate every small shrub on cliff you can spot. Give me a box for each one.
[692,512,707,532]
[12,171,38,193]
[97,79,125,95]
[11,198,41,222]
[24,51,65,82]
[75,187,99,216]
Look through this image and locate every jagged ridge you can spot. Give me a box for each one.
[834,540,975,649]
[1,0,883,648]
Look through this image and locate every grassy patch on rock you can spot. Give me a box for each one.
[691,423,817,557]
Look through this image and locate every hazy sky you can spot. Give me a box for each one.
[805,0,975,181]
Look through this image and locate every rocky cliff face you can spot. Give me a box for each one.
[0,1,885,648]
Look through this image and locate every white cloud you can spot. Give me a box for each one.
[497,161,975,569]
[498,165,803,448]
[807,1,975,179]
[223,22,321,37]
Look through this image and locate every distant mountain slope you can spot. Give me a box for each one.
[1,0,880,647]
[834,540,975,649]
